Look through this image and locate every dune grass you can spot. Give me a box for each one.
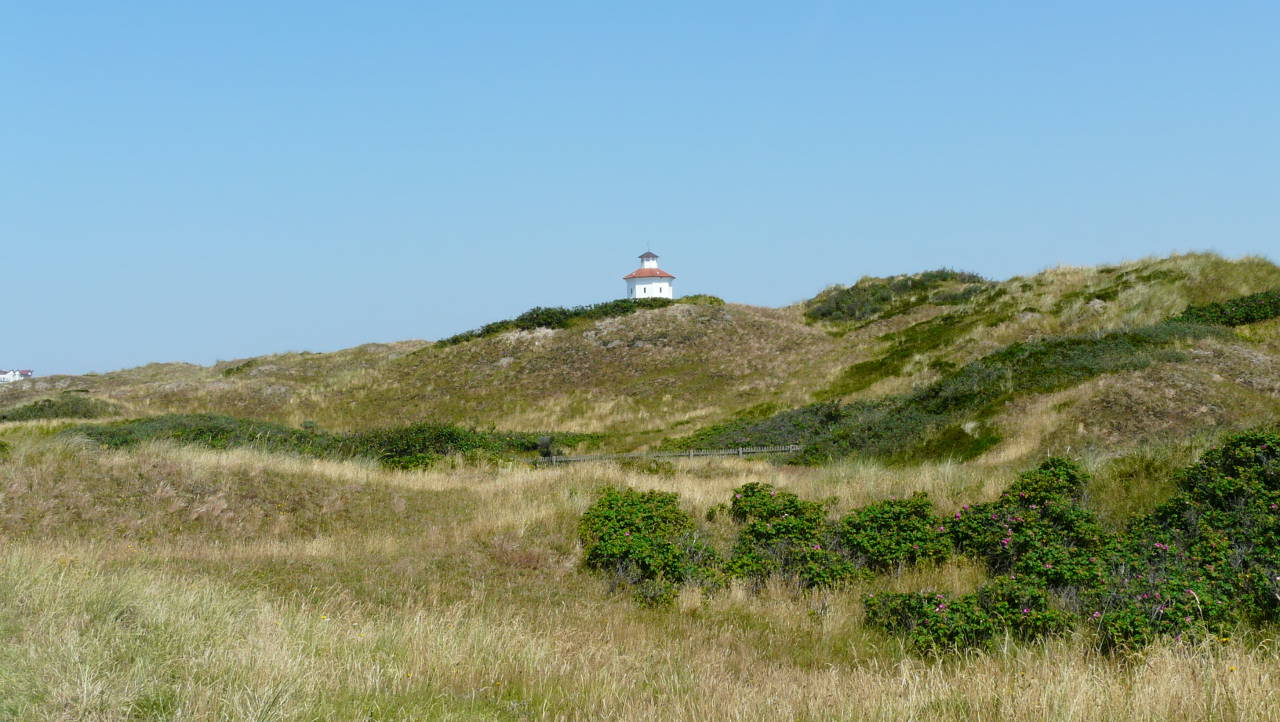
[2,429,1280,720]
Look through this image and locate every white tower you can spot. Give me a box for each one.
[623,251,675,299]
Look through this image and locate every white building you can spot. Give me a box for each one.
[623,251,675,299]
[0,369,33,383]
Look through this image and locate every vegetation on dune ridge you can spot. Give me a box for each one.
[674,276,1280,464]
[436,295,725,346]
[0,392,121,422]
[1174,287,1280,327]
[670,320,1228,463]
[2,252,1276,455]
[67,413,603,469]
[805,268,989,323]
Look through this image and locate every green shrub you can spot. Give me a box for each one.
[932,284,988,305]
[0,394,120,422]
[579,487,723,604]
[71,414,346,457]
[662,402,853,452]
[869,434,1280,653]
[805,269,986,323]
[682,281,1264,464]
[725,483,855,587]
[577,431,1280,652]
[438,298,674,345]
[836,492,950,571]
[690,320,1222,464]
[675,294,725,306]
[864,576,1070,653]
[68,414,602,469]
[1174,288,1280,327]
[220,359,259,377]
[0,439,10,462]
[347,423,529,467]
[948,458,1107,588]
[1086,431,1280,649]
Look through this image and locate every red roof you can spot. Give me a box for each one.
[623,267,675,280]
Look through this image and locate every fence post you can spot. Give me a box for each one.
[737,447,743,457]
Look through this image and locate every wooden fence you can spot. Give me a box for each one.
[534,444,801,466]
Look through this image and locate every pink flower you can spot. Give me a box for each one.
[1021,608,1030,614]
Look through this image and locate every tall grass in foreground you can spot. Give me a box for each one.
[2,434,1279,720]
[4,544,1279,721]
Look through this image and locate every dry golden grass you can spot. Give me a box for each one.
[4,252,1280,718]
[4,432,1279,720]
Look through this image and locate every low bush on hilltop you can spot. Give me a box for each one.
[805,269,987,323]
[1174,287,1280,327]
[74,414,347,457]
[580,432,1280,654]
[675,294,725,306]
[437,298,674,346]
[0,393,120,422]
[68,414,601,469]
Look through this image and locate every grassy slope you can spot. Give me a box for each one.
[2,429,1279,720]
[4,252,1280,719]
[3,252,1279,459]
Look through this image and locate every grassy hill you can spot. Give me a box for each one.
[4,251,1280,719]
[4,252,1279,460]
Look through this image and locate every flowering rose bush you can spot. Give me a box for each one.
[1086,431,1280,649]
[578,431,1280,653]
[836,492,950,571]
[578,487,723,605]
[725,482,856,587]
[948,458,1107,588]
[865,576,1071,653]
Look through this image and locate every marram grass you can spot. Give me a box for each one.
[3,435,1280,720]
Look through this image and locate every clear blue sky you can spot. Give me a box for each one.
[4,2,1277,375]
